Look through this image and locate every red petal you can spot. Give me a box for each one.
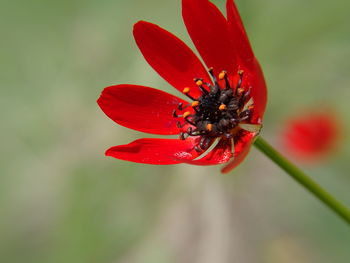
[177,138,232,165]
[182,0,238,73]
[226,0,267,120]
[226,0,254,66]
[106,138,199,165]
[221,132,254,173]
[133,21,211,98]
[97,84,189,135]
[244,60,267,122]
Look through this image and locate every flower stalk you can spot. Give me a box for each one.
[254,136,350,225]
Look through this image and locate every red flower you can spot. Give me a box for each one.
[282,111,340,162]
[97,0,267,173]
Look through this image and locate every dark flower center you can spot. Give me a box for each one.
[173,68,256,153]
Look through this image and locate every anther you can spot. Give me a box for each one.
[219,71,227,80]
[183,111,191,118]
[237,88,244,95]
[206,123,213,131]
[236,71,244,90]
[194,78,209,95]
[219,104,227,111]
[192,101,199,107]
[195,79,203,86]
[219,70,231,89]
[183,87,190,94]
[182,87,196,100]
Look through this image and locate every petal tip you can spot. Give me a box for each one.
[220,167,230,174]
[96,90,105,108]
[133,20,147,29]
[105,147,114,157]
[96,85,115,110]
[133,20,155,35]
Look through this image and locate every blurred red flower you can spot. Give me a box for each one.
[98,0,267,173]
[282,111,340,161]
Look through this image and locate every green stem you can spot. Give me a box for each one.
[254,136,350,225]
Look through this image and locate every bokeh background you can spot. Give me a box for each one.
[1,0,350,262]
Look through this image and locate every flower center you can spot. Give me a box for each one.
[173,68,257,153]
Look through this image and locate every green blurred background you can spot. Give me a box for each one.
[1,0,350,262]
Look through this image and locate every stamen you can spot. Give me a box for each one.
[195,146,202,152]
[219,104,227,111]
[208,67,218,82]
[206,123,213,131]
[182,87,196,100]
[185,116,196,126]
[192,101,199,107]
[236,70,244,90]
[207,68,220,93]
[183,87,190,93]
[173,68,256,153]
[195,79,203,86]
[194,78,209,95]
[218,71,226,80]
[199,85,209,95]
[237,88,244,95]
[179,132,186,140]
[244,87,251,98]
[172,109,178,118]
[218,70,231,89]
[183,111,191,118]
